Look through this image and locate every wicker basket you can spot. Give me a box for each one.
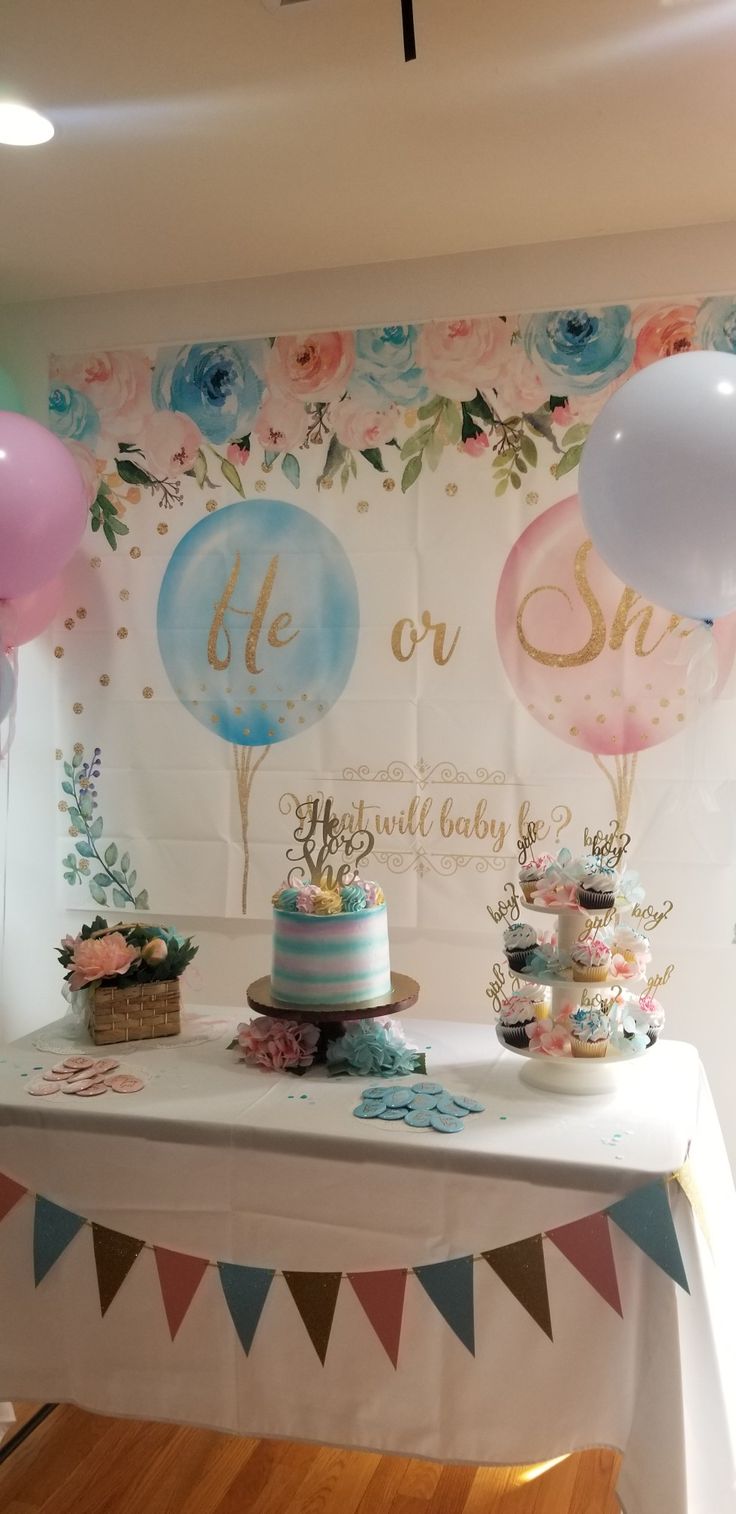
[89,979,181,1045]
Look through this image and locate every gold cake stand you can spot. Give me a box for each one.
[246,972,420,1030]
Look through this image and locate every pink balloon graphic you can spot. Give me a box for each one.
[0,412,88,598]
[0,578,63,651]
[495,495,736,758]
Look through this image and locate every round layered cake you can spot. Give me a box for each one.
[271,879,391,1006]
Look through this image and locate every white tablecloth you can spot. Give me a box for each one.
[0,1016,734,1514]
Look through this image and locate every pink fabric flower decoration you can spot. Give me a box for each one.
[526,1020,572,1056]
[254,392,310,452]
[632,304,698,370]
[532,881,579,908]
[237,1016,320,1071]
[267,332,355,401]
[462,431,490,458]
[415,318,510,400]
[331,397,400,451]
[610,952,639,981]
[296,884,321,913]
[67,932,139,990]
[137,410,201,477]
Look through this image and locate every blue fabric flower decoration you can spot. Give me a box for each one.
[350,326,428,407]
[696,297,736,354]
[326,1019,417,1077]
[340,884,367,913]
[48,385,100,446]
[522,307,633,394]
[152,342,268,444]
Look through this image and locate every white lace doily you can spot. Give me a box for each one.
[32,1011,237,1057]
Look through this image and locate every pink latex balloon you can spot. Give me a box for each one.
[0,412,88,597]
[0,577,63,650]
[495,495,736,756]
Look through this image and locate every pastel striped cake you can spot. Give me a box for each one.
[271,904,392,1006]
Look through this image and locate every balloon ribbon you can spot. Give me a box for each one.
[401,0,416,60]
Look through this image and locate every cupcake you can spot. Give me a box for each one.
[634,993,665,1047]
[497,991,540,1048]
[612,925,651,968]
[570,937,612,982]
[577,865,618,912]
[503,921,538,972]
[569,1006,611,1059]
[518,854,554,903]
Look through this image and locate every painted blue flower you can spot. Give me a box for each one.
[48,385,100,445]
[326,1019,417,1077]
[696,297,736,354]
[350,325,428,407]
[152,341,268,444]
[522,307,634,394]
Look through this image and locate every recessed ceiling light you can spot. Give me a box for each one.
[0,102,54,147]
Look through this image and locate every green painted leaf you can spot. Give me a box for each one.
[554,443,584,479]
[75,841,96,859]
[319,433,347,484]
[339,462,351,491]
[461,405,482,443]
[561,423,589,448]
[416,396,444,421]
[68,808,83,829]
[93,872,113,888]
[61,781,74,796]
[516,456,527,474]
[89,883,107,906]
[360,447,386,473]
[401,454,423,493]
[281,452,300,490]
[79,794,93,820]
[519,433,538,468]
[62,854,77,868]
[134,889,150,910]
[71,750,83,769]
[264,449,280,467]
[128,869,137,889]
[466,390,495,424]
[63,873,77,886]
[549,395,568,411]
[348,451,357,478]
[424,430,445,472]
[90,515,101,533]
[103,521,117,551]
[400,426,432,461]
[495,479,509,496]
[221,457,244,497]
[510,473,521,489]
[116,458,152,488]
[120,852,130,875]
[63,762,73,778]
[89,815,104,841]
[193,449,208,488]
[109,516,129,535]
[104,842,118,868]
[437,400,462,446]
[112,888,129,909]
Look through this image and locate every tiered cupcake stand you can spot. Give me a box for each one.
[497,899,650,1094]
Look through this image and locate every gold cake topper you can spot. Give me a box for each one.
[583,820,631,867]
[286,795,375,889]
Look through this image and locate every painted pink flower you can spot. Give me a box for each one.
[633,304,699,370]
[67,932,139,990]
[494,351,549,416]
[296,884,321,913]
[462,431,490,458]
[237,1015,320,1071]
[64,441,99,505]
[227,441,250,466]
[331,396,400,451]
[137,410,201,477]
[267,331,355,401]
[527,1020,571,1056]
[52,349,152,426]
[549,377,624,428]
[254,392,309,452]
[415,318,510,400]
[610,952,639,981]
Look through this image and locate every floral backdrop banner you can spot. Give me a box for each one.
[49,299,736,1005]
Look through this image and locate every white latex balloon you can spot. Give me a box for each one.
[579,350,736,621]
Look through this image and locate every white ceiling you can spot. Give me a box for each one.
[2,0,736,303]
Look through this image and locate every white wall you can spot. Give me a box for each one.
[2,217,736,1145]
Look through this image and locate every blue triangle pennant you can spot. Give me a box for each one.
[34,1196,85,1286]
[217,1263,275,1355]
[607,1180,689,1293]
[414,1255,475,1355]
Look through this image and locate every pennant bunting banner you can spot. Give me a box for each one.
[483,1235,553,1341]
[546,1212,623,1317]
[347,1268,408,1369]
[218,1263,275,1356]
[283,1270,342,1364]
[33,1196,85,1286]
[0,1171,696,1361]
[92,1223,145,1316]
[414,1256,475,1356]
[673,1160,713,1254]
[0,1171,26,1224]
[607,1180,690,1294]
[155,1247,210,1340]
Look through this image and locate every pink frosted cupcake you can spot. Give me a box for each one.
[518,854,554,903]
[570,938,611,982]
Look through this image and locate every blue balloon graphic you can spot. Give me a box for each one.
[157,499,359,748]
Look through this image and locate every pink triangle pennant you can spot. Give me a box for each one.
[348,1268,408,1368]
[0,1172,26,1224]
[154,1246,209,1340]
[546,1211,623,1317]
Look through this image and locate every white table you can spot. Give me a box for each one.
[0,1016,734,1514]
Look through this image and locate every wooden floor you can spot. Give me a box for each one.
[0,1405,621,1513]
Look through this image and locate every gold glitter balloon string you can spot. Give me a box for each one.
[233,744,271,914]
[592,752,638,832]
